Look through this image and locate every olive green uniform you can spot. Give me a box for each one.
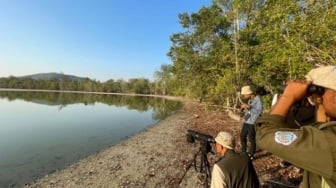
[255,115,336,188]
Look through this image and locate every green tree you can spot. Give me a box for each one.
[154,64,173,95]
[168,5,231,99]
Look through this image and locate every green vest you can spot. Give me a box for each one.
[215,150,260,188]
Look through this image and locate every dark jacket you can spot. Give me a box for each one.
[214,150,260,188]
[255,115,336,188]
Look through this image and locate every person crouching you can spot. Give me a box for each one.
[211,131,260,188]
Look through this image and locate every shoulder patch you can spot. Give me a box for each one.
[274,131,297,146]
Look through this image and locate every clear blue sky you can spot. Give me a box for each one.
[0,0,212,82]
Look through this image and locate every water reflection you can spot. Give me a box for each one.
[0,91,181,116]
[0,91,182,187]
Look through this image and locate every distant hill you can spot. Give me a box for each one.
[21,73,88,81]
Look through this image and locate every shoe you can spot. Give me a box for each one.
[280,161,291,168]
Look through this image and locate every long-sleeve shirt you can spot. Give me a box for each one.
[255,115,336,188]
[211,163,226,188]
[244,95,263,124]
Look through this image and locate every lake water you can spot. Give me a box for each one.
[0,91,182,187]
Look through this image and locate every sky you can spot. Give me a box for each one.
[0,0,212,82]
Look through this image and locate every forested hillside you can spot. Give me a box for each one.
[0,75,153,95]
[21,73,87,81]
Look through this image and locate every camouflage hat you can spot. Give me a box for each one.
[305,66,336,91]
[215,131,235,150]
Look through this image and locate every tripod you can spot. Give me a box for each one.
[179,140,212,188]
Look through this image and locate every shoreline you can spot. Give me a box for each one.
[0,88,184,101]
[25,100,203,188]
[23,98,302,188]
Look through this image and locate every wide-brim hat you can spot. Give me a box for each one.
[305,66,336,90]
[215,131,235,150]
[241,85,253,95]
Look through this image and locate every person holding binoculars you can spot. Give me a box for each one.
[255,66,336,188]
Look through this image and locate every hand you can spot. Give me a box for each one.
[271,80,311,116]
[283,80,311,101]
[241,103,249,110]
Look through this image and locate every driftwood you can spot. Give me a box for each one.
[226,109,242,122]
[204,103,242,122]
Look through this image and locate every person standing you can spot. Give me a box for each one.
[211,131,259,188]
[255,66,336,187]
[240,86,263,159]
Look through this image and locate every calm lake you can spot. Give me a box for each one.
[0,91,182,187]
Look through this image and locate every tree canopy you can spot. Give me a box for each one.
[164,0,336,107]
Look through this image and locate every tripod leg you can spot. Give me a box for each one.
[205,154,211,179]
[193,148,202,172]
[198,152,211,188]
[177,148,202,185]
[202,152,213,188]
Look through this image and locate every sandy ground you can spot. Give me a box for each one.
[24,100,302,188]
